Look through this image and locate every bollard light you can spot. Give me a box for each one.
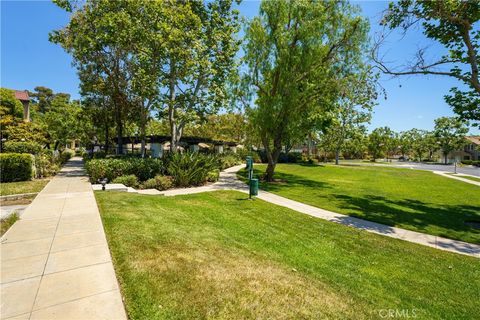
[98,178,108,191]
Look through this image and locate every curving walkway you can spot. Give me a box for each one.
[158,165,480,258]
[0,157,127,320]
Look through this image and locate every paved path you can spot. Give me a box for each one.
[343,161,480,177]
[432,170,480,186]
[0,157,127,320]
[159,165,480,258]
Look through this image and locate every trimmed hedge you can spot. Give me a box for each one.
[141,175,173,190]
[3,141,42,154]
[461,160,480,167]
[84,158,164,182]
[0,153,34,182]
[112,175,139,188]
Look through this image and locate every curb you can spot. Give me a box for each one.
[0,192,38,201]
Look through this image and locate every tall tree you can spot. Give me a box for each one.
[324,73,376,165]
[368,127,393,161]
[51,0,155,154]
[160,0,241,152]
[375,0,480,124]
[244,0,370,181]
[404,128,427,161]
[433,116,469,164]
[30,86,55,113]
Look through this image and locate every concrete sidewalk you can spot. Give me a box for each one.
[1,158,126,320]
[432,170,480,186]
[159,165,480,258]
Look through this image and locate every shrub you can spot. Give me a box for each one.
[166,152,218,187]
[237,149,262,163]
[84,158,163,182]
[207,169,220,182]
[140,178,158,189]
[154,175,173,190]
[129,158,164,181]
[217,152,243,170]
[84,151,107,159]
[141,175,173,190]
[34,150,60,178]
[301,154,315,164]
[60,149,75,164]
[3,141,42,154]
[112,175,139,188]
[0,153,34,182]
[288,152,302,163]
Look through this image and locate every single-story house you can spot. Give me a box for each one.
[113,135,241,158]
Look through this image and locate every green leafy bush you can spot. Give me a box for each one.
[237,149,262,163]
[140,178,158,189]
[207,169,220,182]
[216,152,243,170]
[84,158,164,182]
[112,175,139,188]
[2,141,42,154]
[166,152,218,187]
[34,150,60,178]
[461,160,480,167]
[141,175,173,190]
[0,153,34,182]
[60,149,75,164]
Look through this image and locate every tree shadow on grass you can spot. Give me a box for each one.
[331,194,480,244]
[259,171,333,193]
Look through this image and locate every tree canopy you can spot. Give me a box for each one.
[243,0,372,181]
[376,0,480,124]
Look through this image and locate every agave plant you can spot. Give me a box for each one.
[166,152,218,187]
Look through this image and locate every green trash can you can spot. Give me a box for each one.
[249,178,259,197]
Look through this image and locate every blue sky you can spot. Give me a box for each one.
[1,0,478,134]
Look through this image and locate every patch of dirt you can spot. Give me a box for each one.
[0,198,33,206]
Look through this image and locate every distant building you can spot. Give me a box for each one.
[447,136,480,162]
[463,136,480,161]
[14,90,30,122]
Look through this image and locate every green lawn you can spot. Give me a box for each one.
[0,179,49,196]
[0,212,19,236]
[447,173,480,183]
[96,191,479,320]
[238,164,480,244]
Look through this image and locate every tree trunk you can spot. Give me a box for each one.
[335,148,340,165]
[265,160,276,182]
[104,123,109,154]
[444,152,448,165]
[140,136,146,158]
[264,140,282,182]
[140,105,147,158]
[114,98,123,155]
[168,57,179,153]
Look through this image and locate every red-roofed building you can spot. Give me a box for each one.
[13,90,30,122]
